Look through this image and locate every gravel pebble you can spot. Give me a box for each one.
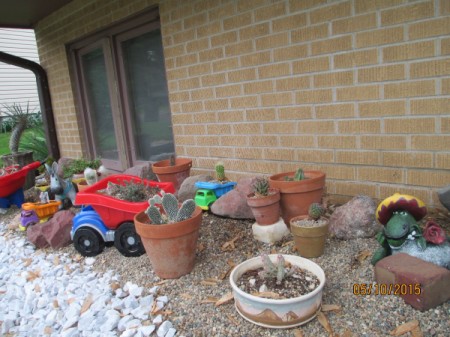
[1,207,449,337]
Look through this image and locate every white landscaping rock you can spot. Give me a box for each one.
[157,321,173,337]
[252,218,290,244]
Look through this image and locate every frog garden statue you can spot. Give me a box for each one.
[371,193,450,269]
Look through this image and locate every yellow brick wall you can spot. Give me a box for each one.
[35,0,450,208]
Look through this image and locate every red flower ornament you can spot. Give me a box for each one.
[423,220,447,245]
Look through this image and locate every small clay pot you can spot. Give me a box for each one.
[246,188,281,225]
[152,158,192,193]
[290,215,329,258]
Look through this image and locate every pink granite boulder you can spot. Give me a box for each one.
[329,195,382,239]
[178,174,214,202]
[211,177,255,219]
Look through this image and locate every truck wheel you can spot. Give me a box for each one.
[73,228,105,257]
[114,222,145,257]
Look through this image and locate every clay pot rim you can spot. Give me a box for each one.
[269,170,326,193]
[152,158,192,175]
[246,188,280,200]
[290,214,329,227]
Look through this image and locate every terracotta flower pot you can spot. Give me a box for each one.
[246,188,281,225]
[152,158,192,193]
[229,254,325,328]
[269,170,326,224]
[290,215,329,258]
[134,206,202,279]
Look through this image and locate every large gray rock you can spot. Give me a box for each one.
[27,210,75,249]
[329,195,382,239]
[211,177,255,219]
[178,174,214,202]
[437,184,450,211]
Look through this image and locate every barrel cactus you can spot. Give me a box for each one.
[146,192,196,224]
[308,203,325,221]
[215,161,226,182]
[253,177,270,197]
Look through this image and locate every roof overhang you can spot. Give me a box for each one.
[0,0,73,29]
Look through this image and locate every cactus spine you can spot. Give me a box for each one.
[145,192,196,224]
[253,177,270,197]
[215,161,226,182]
[308,203,324,221]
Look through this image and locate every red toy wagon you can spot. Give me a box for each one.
[72,174,174,257]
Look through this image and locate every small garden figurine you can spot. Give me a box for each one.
[371,193,450,269]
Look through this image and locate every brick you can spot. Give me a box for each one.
[204,98,228,111]
[315,104,355,119]
[193,0,218,12]
[208,3,235,21]
[199,47,223,62]
[280,135,315,148]
[411,135,450,151]
[355,0,403,14]
[442,0,450,14]
[436,153,450,169]
[293,57,330,74]
[289,0,326,12]
[409,17,450,40]
[381,2,434,26]
[172,29,195,45]
[217,110,244,122]
[375,253,450,311]
[411,98,450,115]
[318,135,356,149]
[291,24,328,43]
[174,135,195,145]
[384,80,435,99]
[310,2,351,24]
[235,148,263,159]
[211,31,238,47]
[212,57,239,72]
[244,80,274,94]
[239,23,270,40]
[188,63,211,76]
[411,59,450,79]
[360,135,407,150]
[358,167,403,183]
[276,77,309,91]
[180,101,203,113]
[385,117,435,134]
[184,124,206,135]
[201,73,226,87]
[278,107,312,120]
[333,181,377,198]
[337,85,379,101]
[220,135,248,146]
[332,13,377,34]
[241,51,271,67]
[264,148,296,161]
[383,152,433,168]
[273,45,308,61]
[170,5,192,21]
[164,45,185,58]
[314,71,353,88]
[359,101,406,117]
[249,135,278,147]
[185,146,208,157]
[225,40,254,56]
[336,151,380,165]
[197,22,221,38]
[338,119,380,134]
[171,113,193,125]
[262,122,296,134]
[442,38,450,55]
[228,68,257,82]
[230,96,258,108]
[296,89,333,104]
[233,123,261,134]
[170,91,190,102]
[334,49,378,69]
[261,92,293,107]
[223,12,252,31]
[176,54,198,67]
[236,0,267,12]
[254,2,286,22]
[256,32,289,51]
[215,84,242,98]
[207,124,231,135]
[358,64,405,83]
[183,13,207,29]
[356,27,404,48]
[407,169,450,187]
[246,108,276,121]
[258,63,291,79]
[273,13,307,32]
[442,117,450,133]
[383,41,435,62]
[166,67,188,81]
[179,77,200,90]
[298,120,335,134]
[196,135,218,146]
[443,78,450,94]
[297,149,334,163]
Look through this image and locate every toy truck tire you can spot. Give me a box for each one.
[113,222,145,257]
[73,227,105,257]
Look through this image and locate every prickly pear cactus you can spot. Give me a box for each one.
[162,193,179,222]
[146,205,164,224]
[308,203,324,221]
[176,199,196,222]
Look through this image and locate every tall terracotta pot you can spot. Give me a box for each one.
[134,206,202,279]
[152,158,192,193]
[246,188,281,225]
[290,215,329,258]
[269,170,326,224]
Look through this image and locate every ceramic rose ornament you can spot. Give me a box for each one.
[371,193,450,269]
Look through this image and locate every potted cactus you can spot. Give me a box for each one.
[152,154,192,193]
[290,203,329,258]
[229,253,325,328]
[246,177,280,225]
[269,167,326,224]
[134,191,202,278]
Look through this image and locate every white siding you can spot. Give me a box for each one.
[0,28,40,115]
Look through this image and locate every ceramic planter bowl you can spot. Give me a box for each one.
[229,254,325,329]
[152,158,192,193]
[134,206,202,279]
[246,188,281,225]
[269,170,326,224]
[290,215,329,258]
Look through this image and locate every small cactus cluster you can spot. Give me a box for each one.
[308,203,325,221]
[146,191,196,224]
[253,177,270,197]
[215,161,226,182]
[258,254,296,285]
[284,168,305,181]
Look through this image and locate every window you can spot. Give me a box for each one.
[70,9,174,171]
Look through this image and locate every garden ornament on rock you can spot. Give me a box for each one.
[45,162,77,209]
[371,193,450,269]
